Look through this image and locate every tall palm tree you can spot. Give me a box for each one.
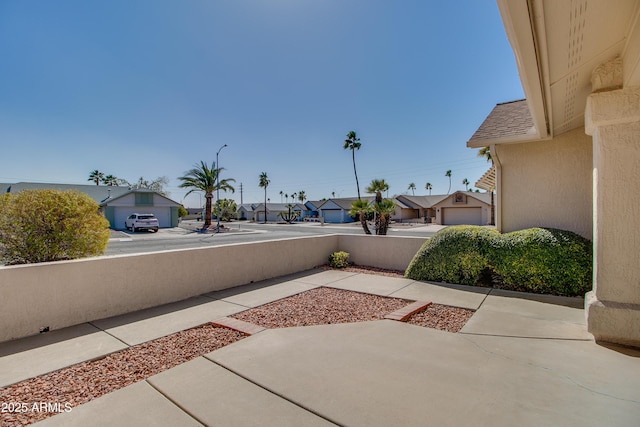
[408,182,416,195]
[279,190,283,203]
[462,178,470,191]
[343,131,362,200]
[178,161,236,228]
[258,172,270,224]
[297,191,306,203]
[445,170,452,194]
[478,146,495,225]
[349,199,372,235]
[425,182,432,195]
[88,170,104,185]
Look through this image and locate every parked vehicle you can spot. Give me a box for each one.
[125,213,159,232]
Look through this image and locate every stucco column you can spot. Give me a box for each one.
[584,62,640,346]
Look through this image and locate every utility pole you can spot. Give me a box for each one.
[240,182,243,205]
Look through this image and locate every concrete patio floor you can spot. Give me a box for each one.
[1,269,639,426]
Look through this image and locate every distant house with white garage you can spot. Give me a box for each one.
[1,182,181,229]
[237,204,258,221]
[100,189,181,229]
[318,198,361,223]
[431,192,491,226]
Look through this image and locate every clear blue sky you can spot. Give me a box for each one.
[0,0,523,208]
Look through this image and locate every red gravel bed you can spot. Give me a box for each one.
[316,264,405,278]
[232,287,411,328]
[0,324,245,426]
[405,304,475,333]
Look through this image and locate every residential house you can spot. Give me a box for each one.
[237,204,258,221]
[253,203,299,223]
[395,195,448,223]
[432,192,492,226]
[318,198,364,223]
[2,182,181,229]
[471,0,640,346]
[100,189,181,229]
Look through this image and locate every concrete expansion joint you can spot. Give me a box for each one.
[212,317,266,335]
[205,358,344,427]
[88,321,132,348]
[144,378,208,426]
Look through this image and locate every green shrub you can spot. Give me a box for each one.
[405,226,592,296]
[329,251,350,268]
[0,190,110,265]
[491,228,592,296]
[405,226,498,286]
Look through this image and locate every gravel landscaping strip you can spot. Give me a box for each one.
[232,287,412,328]
[316,264,405,278]
[0,324,245,426]
[405,304,475,333]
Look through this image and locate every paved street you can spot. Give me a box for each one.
[105,220,443,256]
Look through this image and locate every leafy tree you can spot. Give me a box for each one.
[178,161,235,228]
[425,182,432,195]
[478,146,495,225]
[177,205,188,218]
[88,170,105,185]
[462,178,470,191]
[349,199,372,235]
[445,170,452,194]
[125,176,170,196]
[0,190,110,265]
[213,198,238,221]
[343,131,362,200]
[258,172,270,223]
[408,182,416,195]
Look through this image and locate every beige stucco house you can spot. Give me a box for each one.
[469,0,640,347]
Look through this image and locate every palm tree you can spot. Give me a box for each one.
[258,172,270,224]
[372,199,396,235]
[445,170,452,194]
[478,146,495,225]
[425,182,432,195]
[349,199,372,235]
[297,191,306,203]
[366,179,391,235]
[103,175,119,186]
[88,170,104,185]
[279,190,283,203]
[285,193,288,203]
[178,161,236,228]
[343,131,362,200]
[366,179,389,204]
[462,178,470,191]
[408,182,416,195]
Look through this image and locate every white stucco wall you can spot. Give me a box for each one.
[495,128,593,239]
[0,234,427,343]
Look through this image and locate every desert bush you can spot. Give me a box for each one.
[491,228,592,296]
[405,226,498,286]
[405,226,592,296]
[0,190,110,265]
[328,251,350,269]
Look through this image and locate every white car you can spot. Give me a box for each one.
[125,213,159,232]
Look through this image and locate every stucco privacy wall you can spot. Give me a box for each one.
[0,234,427,343]
[495,128,593,239]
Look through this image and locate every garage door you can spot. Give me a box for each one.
[321,210,344,223]
[442,207,482,225]
[114,207,172,228]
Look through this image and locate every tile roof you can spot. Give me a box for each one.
[467,99,536,146]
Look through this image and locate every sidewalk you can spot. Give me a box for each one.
[1,270,639,426]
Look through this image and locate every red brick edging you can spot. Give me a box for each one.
[384,301,432,321]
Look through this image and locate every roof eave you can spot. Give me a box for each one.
[497,0,550,140]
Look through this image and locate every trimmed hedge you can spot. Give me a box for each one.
[405,226,592,297]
